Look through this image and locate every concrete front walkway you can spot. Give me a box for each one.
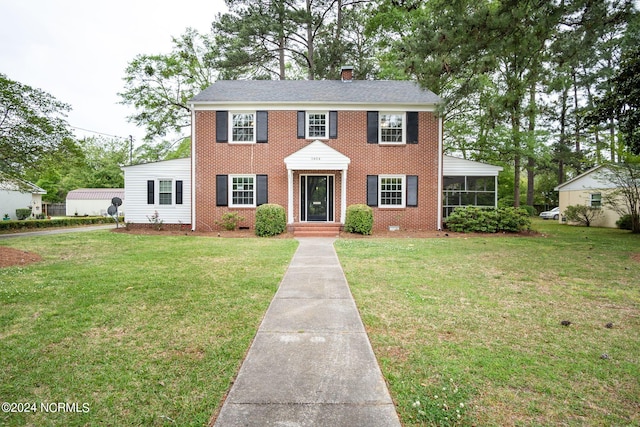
[213,238,401,427]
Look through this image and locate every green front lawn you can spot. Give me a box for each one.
[2,222,638,426]
[336,220,640,426]
[0,232,297,426]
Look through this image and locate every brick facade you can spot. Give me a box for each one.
[193,109,442,232]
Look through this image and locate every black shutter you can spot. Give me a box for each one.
[407,112,419,144]
[216,111,228,142]
[147,180,154,204]
[407,175,418,207]
[367,111,378,144]
[297,111,305,139]
[329,111,338,139]
[257,111,268,143]
[256,174,268,206]
[175,180,183,205]
[367,175,378,206]
[216,175,228,206]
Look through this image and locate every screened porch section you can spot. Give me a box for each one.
[441,156,503,219]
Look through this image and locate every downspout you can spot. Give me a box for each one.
[190,106,196,231]
[437,114,443,230]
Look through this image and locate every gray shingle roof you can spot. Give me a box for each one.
[190,80,441,105]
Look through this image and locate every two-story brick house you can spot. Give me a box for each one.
[187,67,442,233]
[126,69,504,233]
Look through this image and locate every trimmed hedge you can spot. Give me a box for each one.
[344,204,373,235]
[255,204,286,237]
[444,206,531,233]
[0,216,120,232]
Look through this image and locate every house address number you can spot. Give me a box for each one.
[310,156,321,160]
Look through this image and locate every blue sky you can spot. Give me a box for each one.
[0,0,226,146]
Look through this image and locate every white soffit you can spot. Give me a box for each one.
[284,140,351,170]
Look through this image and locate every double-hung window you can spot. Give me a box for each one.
[230,175,255,207]
[590,193,602,208]
[379,113,405,144]
[158,180,173,205]
[230,112,255,143]
[379,175,405,208]
[307,112,328,139]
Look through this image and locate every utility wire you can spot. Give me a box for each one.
[70,125,131,140]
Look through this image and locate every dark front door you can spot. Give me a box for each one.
[301,175,334,222]
[307,176,327,221]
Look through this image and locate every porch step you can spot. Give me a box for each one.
[291,223,341,238]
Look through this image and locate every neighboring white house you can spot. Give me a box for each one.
[0,176,46,220]
[66,188,125,217]
[442,155,504,218]
[554,165,621,228]
[122,158,191,225]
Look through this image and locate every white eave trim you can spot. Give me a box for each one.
[190,101,438,113]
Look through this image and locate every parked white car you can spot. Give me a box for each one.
[539,207,560,220]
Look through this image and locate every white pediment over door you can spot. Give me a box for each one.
[284,140,351,170]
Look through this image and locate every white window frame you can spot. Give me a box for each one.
[306,111,329,139]
[158,179,173,205]
[379,174,406,208]
[590,192,602,208]
[229,111,256,144]
[379,112,406,145]
[229,174,256,207]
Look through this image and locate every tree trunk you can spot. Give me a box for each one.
[526,79,536,207]
[306,0,314,80]
[512,110,521,208]
[573,71,581,154]
[558,85,568,184]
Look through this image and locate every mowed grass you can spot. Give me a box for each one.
[0,231,298,426]
[336,220,640,426]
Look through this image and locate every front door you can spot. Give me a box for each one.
[301,175,334,222]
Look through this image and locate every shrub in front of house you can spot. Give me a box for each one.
[255,204,286,237]
[564,204,603,227]
[344,204,373,235]
[445,206,530,233]
[616,214,633,230]
[496,207,532,232]
[15,208,32,220]
[216,212,245,231]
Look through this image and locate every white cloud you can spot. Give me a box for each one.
[0,0,227,146]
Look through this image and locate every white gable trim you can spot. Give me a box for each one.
[284,140,351,171]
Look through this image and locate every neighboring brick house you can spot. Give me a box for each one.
[189,67,443,232]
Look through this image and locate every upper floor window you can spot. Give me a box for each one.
[307,112,328,139]
[590,193,602,208]
[379,113,405,144]
[231,112,255,143]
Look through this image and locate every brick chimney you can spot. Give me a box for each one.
[340,66,354,82]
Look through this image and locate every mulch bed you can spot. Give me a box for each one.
[0,247,43,268]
